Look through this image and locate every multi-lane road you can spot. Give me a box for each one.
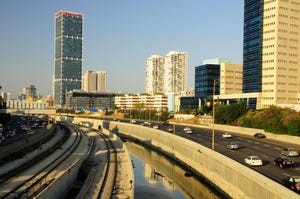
[158,123,300,188]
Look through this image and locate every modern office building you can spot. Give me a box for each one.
[82,70,107,92]
[184,58,244,110]
[220,63,243,95]
[243,0,263,94]
[244,0,300,109]
[195,59,226,100]
[65,90,114,111]
[23,85,37,99]
[53,10,83,108]
[164,51,188,94]
[145,55,164,95]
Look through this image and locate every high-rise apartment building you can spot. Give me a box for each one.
[82,70,107,92]
[244,0,300,108]
[53,10,83,107]
[145,55,164,94]
[164,51,188,94]
[145,51,188,95]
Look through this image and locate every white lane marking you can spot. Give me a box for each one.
[296,168,300,171]
[283,173,290,177]
[264,144,270,147]
[246,140,252,143]
[274,147,282,150]
[237,137,244,140]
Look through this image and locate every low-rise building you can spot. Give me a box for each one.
[115,94,167,111]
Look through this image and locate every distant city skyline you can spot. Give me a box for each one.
[0,1,243,98]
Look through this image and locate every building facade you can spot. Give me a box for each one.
[145,55,164,94]
[244,0,300,108]
[65,90,114,111]
[82,70,107,92]
[115,94,167,111]
[243,0,263,94]
[145,51,188,95]
[220,63,243,95]
[164,51,188,94]
[53,10,83,107]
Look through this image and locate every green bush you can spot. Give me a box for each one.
[287,120,300,136]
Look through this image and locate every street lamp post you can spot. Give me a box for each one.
[212,79,219,151]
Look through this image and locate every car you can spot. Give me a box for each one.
[254,133,266,138]
[184,130,193,134]
[153,125,159,129]
[130,119,136,124]
[222,133,232,138]
[281,148,299,157]
[244,156,263,166]
[167,127,173,132]
[183,127,191,131]
[183,127,192,134]
[273,157,294,168]
[5,133,14,138]
[283,176,300,193]
[227,142,239,150]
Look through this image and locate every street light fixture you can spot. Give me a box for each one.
[212,79,219,151]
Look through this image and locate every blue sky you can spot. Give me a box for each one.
[0,0,243,97]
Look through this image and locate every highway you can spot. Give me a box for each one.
[158,123,300,188]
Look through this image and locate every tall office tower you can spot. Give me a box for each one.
[53,10,83,107]
[145,55,165,95]
[244,0,300,108]
[82,70,107,92]
[243,0,263,94]
[164,51,188,94]
[23,85,37,99]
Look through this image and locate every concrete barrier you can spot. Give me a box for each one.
[58,116,299,198]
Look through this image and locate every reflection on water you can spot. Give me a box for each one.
[125,141,221,199]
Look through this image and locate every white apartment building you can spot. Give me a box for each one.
[145,51,188,95]
[164,51,188,94]
[145,55,164,94]
[82,70,107,92]
[115,94,167,111]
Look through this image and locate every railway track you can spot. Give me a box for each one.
[0,124,83,199]
[76,127,118,199]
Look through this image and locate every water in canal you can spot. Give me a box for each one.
[124,141,221,199]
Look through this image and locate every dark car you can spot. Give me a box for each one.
[273,157,294,168]
[283,176,300,193]
[254,133,266,138]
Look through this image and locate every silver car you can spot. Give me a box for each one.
[281,148,299,157]
[227,142,239,150]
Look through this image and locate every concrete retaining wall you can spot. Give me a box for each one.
[65,117,299,199]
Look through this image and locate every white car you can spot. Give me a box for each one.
[130,119,136,124]
[183,127,191,131]
[184,130,193,134]
[153,125,159,129]
[245,156,263,166]
[222,133,232,138]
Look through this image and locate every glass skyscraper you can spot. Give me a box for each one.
[54,10,83,107]
[243,0,263,93]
